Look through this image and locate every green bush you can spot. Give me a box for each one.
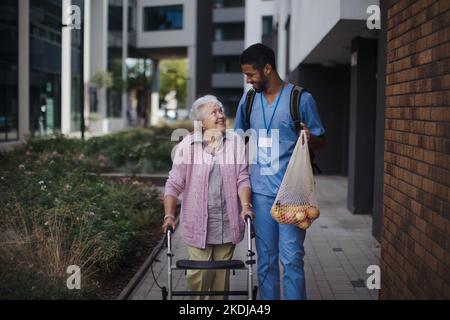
[82,128,179,174]
[4,127,185,175]
[0,131,166,299]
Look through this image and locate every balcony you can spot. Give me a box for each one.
[213,7,245,23]
[212,40,245,56]
[212,73,243,89]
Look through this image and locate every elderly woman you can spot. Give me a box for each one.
[162,95,254,300]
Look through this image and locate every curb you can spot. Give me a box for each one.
[116,231,168,300]
[117,214,180,300]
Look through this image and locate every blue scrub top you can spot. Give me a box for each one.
[234,83,326,198]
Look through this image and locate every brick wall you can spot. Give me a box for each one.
[381,0,450,299]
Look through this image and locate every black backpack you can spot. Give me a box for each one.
[244,86,322,175]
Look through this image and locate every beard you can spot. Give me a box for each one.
[253,74,268,93]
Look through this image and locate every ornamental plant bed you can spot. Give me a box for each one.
[0,131,176,299]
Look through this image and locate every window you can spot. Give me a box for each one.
[29,0,74,135]
[262,16,273,37]
[109,5,134,32]
[214,57,241,73]
[214,23,244,41]
[214,29,224,41]
[0,0,19,141]
[109,5,122,31]
[143,5,183,31]
[29,0,62,45]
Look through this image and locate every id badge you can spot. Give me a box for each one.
[259,137,273,148]
[257,146,271,166]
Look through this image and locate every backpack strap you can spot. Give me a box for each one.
[290,86,323,175]
[246,86,303,132]
[289,85,304,135]
[245,89,256,130]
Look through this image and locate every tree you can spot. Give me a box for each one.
[91,70,113,89]
[159,59,188,108]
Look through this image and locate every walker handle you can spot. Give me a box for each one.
[166,226,173,252]
[244,214,255,239]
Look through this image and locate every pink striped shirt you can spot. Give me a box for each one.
[164,131,251,249]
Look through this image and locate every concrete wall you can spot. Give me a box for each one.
[212,40,245,55]
[340,0,380,20]
[90,0,108,122]
[213,7,245,23]
[245,0,275,48]
[212,73,243,89]
[274,0,290,80]
[274,0,379,72]
[289,0,341,70]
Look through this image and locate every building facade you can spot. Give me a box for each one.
[1,0,85,143]
[210,0,246,117]
[251,0,449,298]
[0,0,248,144]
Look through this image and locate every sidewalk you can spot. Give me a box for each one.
[129,176,380,300]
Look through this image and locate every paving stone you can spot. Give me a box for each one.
[129,176,380,301]
[334,294,359,300]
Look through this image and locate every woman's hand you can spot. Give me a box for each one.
[162,216,177,234]
[240,207,255,223]
[238,188,253,223]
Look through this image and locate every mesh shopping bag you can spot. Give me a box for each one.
[271,130,320,230]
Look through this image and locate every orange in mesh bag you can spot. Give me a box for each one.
[271,130,320,230]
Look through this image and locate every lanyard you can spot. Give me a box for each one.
[261,82,285,135]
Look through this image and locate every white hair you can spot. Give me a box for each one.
[190,95,224,121]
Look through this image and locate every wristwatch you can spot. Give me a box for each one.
[242,203,253,208]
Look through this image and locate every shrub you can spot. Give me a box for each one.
[0,132,165,299]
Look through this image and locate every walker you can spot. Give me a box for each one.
[162,215,258,300]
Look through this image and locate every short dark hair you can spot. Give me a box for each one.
[240,43,277,71]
